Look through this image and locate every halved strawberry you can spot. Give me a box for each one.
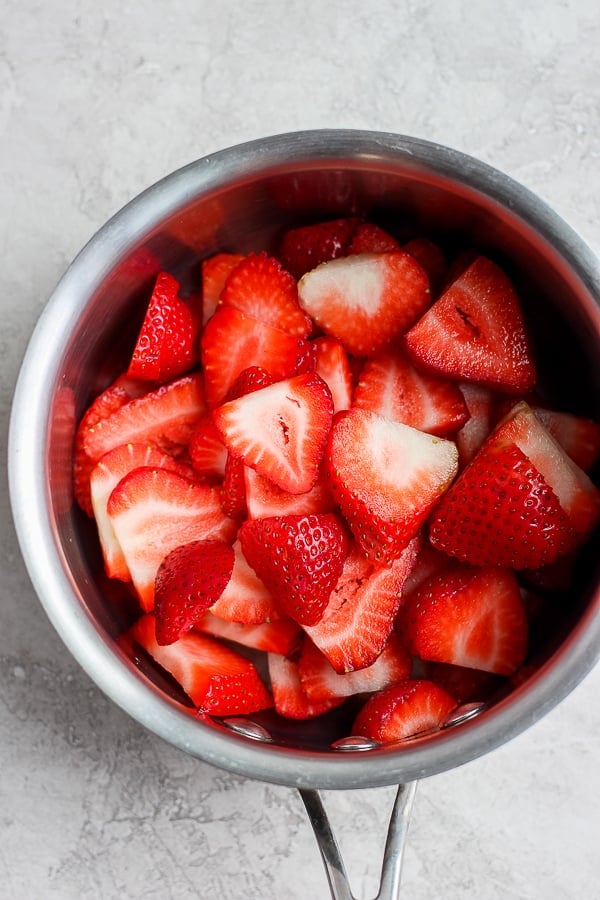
[298,250,431,357]
[195,612,301,655]
[267,652,344,720]
[200,306,315,406]
[313,336,353,413]
[239,513,350,626]
[352,678,457,743]
[128,613,272,715]
[353,347,468,436]
[154,540,235,644]
[210,539,285,625]
[201,252,245,324]
[220,252,312,337]
[402,237,447,293]
[326,407,458,563]
[303,538,420,673]
[454,383,496,467]
[107,467,236,610]
[90,442,194,580]
[279,216,360,279]
[244,466,335,519]
[404,256,536,393]
[347,222,400,254]
[127,272,199,382]
[298,632,411,703]
[83,374,206,464]
[399,566,528,675]
[188,416,228,479]
[213,372,333,494]
[532,407,600,472]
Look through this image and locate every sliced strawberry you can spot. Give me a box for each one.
[127,272,199,382]
[455,383,496,467]
[213,372,333,494]
[298,632,411,703]
[220,454,247,519]
[210,539,285,624]
[532,407,600,473]
[402,237,447,293]
[399,566,528,676]
[195,612,301,655]
[220,252,312,337]
[279,216,360,279]
[225,365,275,401]
[239,513,350,626]
[244,466,335,519]
[353,347,468,436]
[107,467,236,610]
[303,538,420,673]
[154,540,235,644]
[188,416,228,479]
[267,652,344,720]
[326,407,458,563]
[313,336,353,413]
[90,442,194,580]
[128,613,272,715]
[399,541,453,600]
[83,374,206,464]
[201,252,245,324]
[352,678,457,743]
[347,222,400,254]
[298,250,431,357]
[404,256,536,393]
[200,306,315,407]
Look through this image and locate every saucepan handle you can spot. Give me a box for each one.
[298,781,418,900]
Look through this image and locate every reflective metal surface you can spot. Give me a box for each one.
[8,130,600,789]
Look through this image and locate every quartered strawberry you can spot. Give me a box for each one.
[298,632,411,703]
[127,272,199,383]
[298,250,431,357]
[279,216,360,279]
[154,540,235,645]
[188,416,228,479]
[244,466,336,519]
[313,336,353,413]
[90,442,194,581]
[220,252,312,337]
[404,256,536,393]
[428,404,600,569]
[399,566,528,675]
[303,538,420,673]
[352,678,457,743]
[128,613,272,715]
[532,407,600,473]
[326,407,458,563]
[213,372,334,494]
[83,373,206,464]
[239,513,350,626]
[195,612,301,655]
[201,252,245,324]
[210,539,285,625]
[267,652,344,720]
[200,305,315,406]
[107,467,236,610]
[353,347,469,436]
[402,237,447,293]
[347,222,400,254]
[454,383,495,467]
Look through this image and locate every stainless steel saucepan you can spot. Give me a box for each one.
[9,130,600,899]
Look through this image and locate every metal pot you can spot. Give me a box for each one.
[8,130,600,898]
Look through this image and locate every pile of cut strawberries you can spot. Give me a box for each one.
[73,216,600,744]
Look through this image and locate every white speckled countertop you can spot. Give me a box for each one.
[2,2,600,898]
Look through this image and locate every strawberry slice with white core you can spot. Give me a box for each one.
[298,251,431,357]
[244,466,335,519]
[313,336,353,413]
[210,539,285,625]
[128,613,272,715]
[352,679,457,743]
[83,374,206,464]
[213,372,334,494]
[326,407,458,563]
[404,256,536,393]
[90,442,194,580]
[195,612,301,655]
[399,566,528,675]
[267,652,344,720]
[298,633,412,703]
[303,538,420,673]
[353,346,469,436]
[107,467,236,610]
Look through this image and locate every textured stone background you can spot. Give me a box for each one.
[2,1,600,897]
